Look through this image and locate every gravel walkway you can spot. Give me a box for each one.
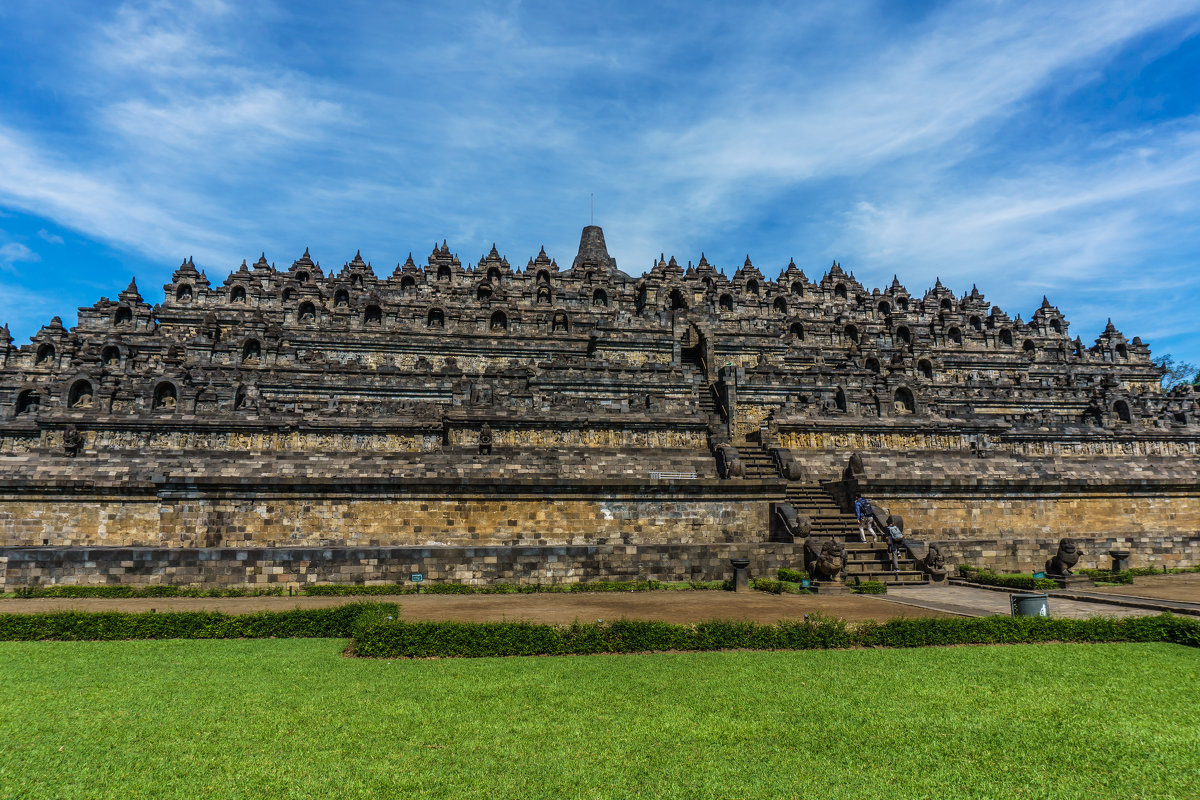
[0,590,952,623]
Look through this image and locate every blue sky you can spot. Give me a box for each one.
[2,0,1200,364]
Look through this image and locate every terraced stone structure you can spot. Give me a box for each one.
[2,225,1197,588]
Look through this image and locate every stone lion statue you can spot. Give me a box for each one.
[1046,538,1082,575]
[921,543,948,581]
[804,538,845,581]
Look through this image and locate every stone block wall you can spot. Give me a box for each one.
[877,492,1200,542]
[0,495,159,548]
[0,543,806,589]
[154,491,765,550]
[845,451,1200,570]
[0,475,775,551]
[925,535,1200,574]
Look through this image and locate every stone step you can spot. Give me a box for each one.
[856,572,929,585]
[844,546,907,557]
[845,559,918,572]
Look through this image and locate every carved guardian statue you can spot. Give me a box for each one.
[921,543,948,581]
[805,538,845,581]
[1046,538,1082,575]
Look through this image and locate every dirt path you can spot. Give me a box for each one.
[0,591,950,623]
[1084,572,1200,603]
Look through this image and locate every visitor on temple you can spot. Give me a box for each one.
[854,493,878,543]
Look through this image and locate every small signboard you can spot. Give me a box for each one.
[1033,571,1046,579]
[410,573,424,583]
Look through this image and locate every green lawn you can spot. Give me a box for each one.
[1,641,1197,799]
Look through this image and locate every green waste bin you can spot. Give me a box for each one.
[1011,593,1049,617]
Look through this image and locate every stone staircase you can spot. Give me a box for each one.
[785,482,927,586]
[843,541,928,585]
[697,381,720,422]
[784,483,858,538]
[681,352,723,426]
[738,447,777,479]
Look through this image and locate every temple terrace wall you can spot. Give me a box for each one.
[0,477,775,550]
[0,543,805,590]
[916,535,1200,575]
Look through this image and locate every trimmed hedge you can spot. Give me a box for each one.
[852,581,887,595]
[751,578,811,595]
[0,602,398,641]
[1078,565,1200,585]
[302,584,413,596]
[777,568,808,583]
[958,565,1060,591]
[855,613,1200,648]
[353,616,856,658]
[352,613,1200,658]
[301,580,729,596]
[13,585,286,599]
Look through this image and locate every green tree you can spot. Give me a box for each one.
[1153,354,1199,389]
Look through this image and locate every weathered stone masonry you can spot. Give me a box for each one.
[1,224,1197,586]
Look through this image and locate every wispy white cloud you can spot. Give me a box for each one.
[0,123,238,264]
[829,116,1200,347]
[36,229,63,245]
[0,242,39,273]
[630,2,1200,230]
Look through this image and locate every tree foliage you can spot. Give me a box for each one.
[1153,354,1199,389]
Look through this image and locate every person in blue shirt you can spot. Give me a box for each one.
[853,492,879,543]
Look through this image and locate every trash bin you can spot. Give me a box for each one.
[1010,593,1049,617]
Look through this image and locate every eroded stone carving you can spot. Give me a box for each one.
[1046,538,1082,575]
[62,425,83,457]
[772,503,810,542]
[805,538,845,581]
[920,543,948,582]
[715,443,743,479]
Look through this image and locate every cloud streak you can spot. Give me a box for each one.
[0,242,39,273]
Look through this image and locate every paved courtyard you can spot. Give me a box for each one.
[885,582,1200,619]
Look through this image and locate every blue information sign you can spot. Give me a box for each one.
[410,573,424,583]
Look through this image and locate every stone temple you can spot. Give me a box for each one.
[1,225,1197,589]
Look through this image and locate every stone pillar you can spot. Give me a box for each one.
[730,558,750,591]
[1109,549,1131,572]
